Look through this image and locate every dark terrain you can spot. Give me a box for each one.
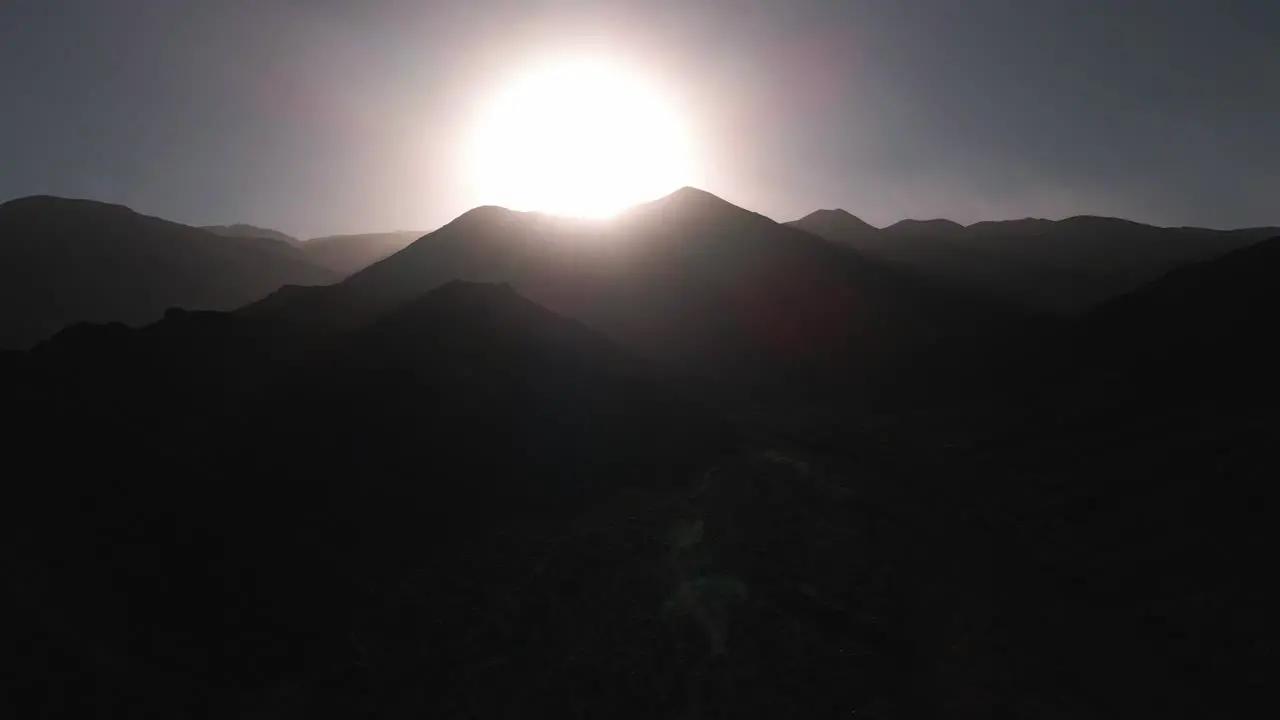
[1,190,1274,719]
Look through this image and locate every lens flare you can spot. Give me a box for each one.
[468,55,697,218]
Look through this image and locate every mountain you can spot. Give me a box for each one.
[789,209,1278,313]
[299,230,423,276]
[4,190,1274,718]
[203,224,424,275]
[927,235,1280,718]
[881,218,966,237]
[0,196,338,349]
[788,210,1019,302]
[1082,233,1280,389]
[788,208,881,241]
[257,187,1034,404]
[4,281,912,718]
[202,222,301,247]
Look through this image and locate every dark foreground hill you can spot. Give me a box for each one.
[789,209,1277,313]
[1084,233,1280,383]
[3,282,918,719]
[0,197,338,349]
[894,237,1280,718]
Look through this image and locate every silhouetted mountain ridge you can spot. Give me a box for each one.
[298,230,424,276]
[790,207,1278,312]
[882,218,966,235]
[256,187,1037,408]
[202,222,301,247]
[3,194,138,217]
[790,209,881,241]
[2,180,1276,719]
[0,196,338,348]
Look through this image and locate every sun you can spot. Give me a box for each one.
[467,56,697,218]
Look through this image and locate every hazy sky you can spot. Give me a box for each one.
[3,0,1277,237]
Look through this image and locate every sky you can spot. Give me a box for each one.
[2,0,1277,237]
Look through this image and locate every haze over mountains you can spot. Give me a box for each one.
[0,197,433,349]
[246,187,1042,406]
[788,208,1278,313]
[2,186,1276,718]
[4,188,1269,353]
[201,223,303,248]
[203,224,423,276]
[298,230,424,275]
[0,196,338,350]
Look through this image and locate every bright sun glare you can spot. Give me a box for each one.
[468,56,696,218]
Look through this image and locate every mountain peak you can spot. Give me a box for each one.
[0,195,137,217]
[808,208,855,219]
[785,209,881,243]
[883,218,965,234]
[797,208,878,229]
[444,204,523,230]
[625,186,762,226]
[643,186,737,209]
[669,185,720,201]
[407,205,530,243]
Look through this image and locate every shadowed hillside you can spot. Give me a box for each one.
[3,192,1275,720]
[1085,233,1280,374]
[253,187,1037,406]
[0,197,338,348]
[3,282,916,719]
[898,236,1280,718]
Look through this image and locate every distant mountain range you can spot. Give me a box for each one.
[788,208,1278,313]
[201,223,302,247]
[6,190,1273,350]
[246,187,1039,406]
[0,196,337,349]
[2,185,1276,718]
[298,230,423,276]
[203,223,423,276]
